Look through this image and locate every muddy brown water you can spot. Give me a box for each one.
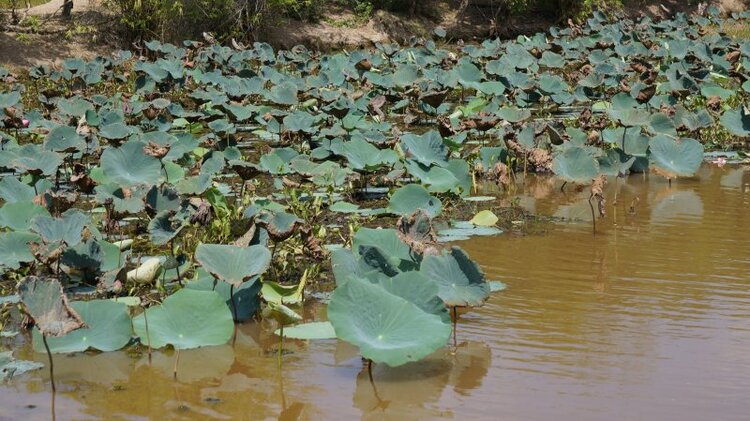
[2,163,750,420]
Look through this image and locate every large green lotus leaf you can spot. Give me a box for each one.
[608,106,651,127]
[0,351,44,381]
[132,289,233,349]
[257,211,301,240]
[268,82,299,105]
[32,300,131,353]
[0,202,49,231]
[456,59,482,85]
[387,184,442,218]
[30,209,89,246]
[603,127,649,157]
[551,147,600,184]
[327,276,451,367]
[496,107,532,123]
[17,276,84,337]
[94,183,147,214]
[274,321,336,340]
[195,244,271,287]
[0,232,38,269]
[60,239,104,274]
[0,177,35,204]
[0,91,21,108]
[98,122,133,140]
[331,138,397,171]
[399,130,448,167]
[186,268,262,322]
[379,271,449,322]
[148,209,188,246]
[597,149,636,177]
[331,248,387,285]
[648,113,678,136]
[100,140,163,186]
[675,106,713,132]
[720,106,750,137]
[352,228,414,264]
[44,126,86,153]
[10,145,62,176]
[420,247,490,307]
[539,51,565,68]
[393,64,420,88]
[259,147,299,174]
[648,135,704,178]
[404,161,462,194]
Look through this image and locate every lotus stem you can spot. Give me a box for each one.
[229,284,238,346]
[277,323,284,368]
[42,334,55,392]
[170,240,182,285]
[451,306,458,348]
[560,181,567,192]
[173,348,180,380]
[588,194,596,236]
[144,307,152,364]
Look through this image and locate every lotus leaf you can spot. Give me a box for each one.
[32,300,132,353]
[420,247,490,307]
[132,289,233,349]
[274,321,336,340]
[648,135,704,178]
[387,184,442,218]
[100,140,163,186]
[328,276,451,367]
[195,244,271,287]
[551,147,600,184]
[17,276,84,337]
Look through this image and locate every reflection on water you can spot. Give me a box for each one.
[2,164,750,420]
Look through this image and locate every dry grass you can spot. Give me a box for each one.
[722,20,750,39]
[0,0,50,8]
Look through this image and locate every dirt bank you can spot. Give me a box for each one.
[0,0,748,69]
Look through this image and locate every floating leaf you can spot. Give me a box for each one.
[469,210,498,227]
[274,321,336,340]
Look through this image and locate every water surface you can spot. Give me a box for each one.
[2,164,749,420]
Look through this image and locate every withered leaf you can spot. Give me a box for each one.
[17,277,84,337]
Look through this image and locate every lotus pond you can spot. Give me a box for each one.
[1,6,750,420]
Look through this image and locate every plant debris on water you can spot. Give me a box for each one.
[1,6,750,375]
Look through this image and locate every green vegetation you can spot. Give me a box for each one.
[0,6,749,378]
